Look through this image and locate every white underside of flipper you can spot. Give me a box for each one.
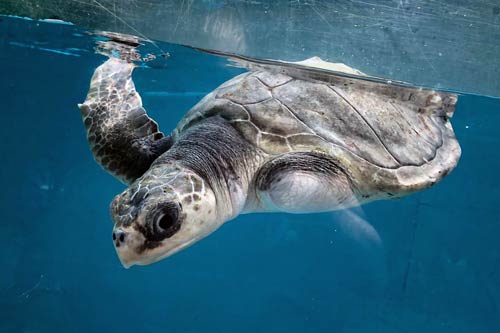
[258,170,359,214]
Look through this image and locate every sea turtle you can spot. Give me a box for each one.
[79,56,460,268]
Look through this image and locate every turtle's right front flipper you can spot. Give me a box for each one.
[79,58,172,184]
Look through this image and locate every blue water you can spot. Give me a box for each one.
[1,15,499,333]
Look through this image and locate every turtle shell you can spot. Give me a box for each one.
[174,67,461,199]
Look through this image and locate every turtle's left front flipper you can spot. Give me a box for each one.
[79,58,172,184]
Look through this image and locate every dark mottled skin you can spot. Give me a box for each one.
[79,59,172,184]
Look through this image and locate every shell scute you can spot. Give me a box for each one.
[216,76,271,105]
[253,71,293,87]
[244,99,312,137]
[329,85,442,166]
[273,80,400,167]
[259,133,290,154]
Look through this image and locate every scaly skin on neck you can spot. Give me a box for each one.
[160,116,265,221]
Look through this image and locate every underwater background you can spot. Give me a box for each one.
[1,15,499,332]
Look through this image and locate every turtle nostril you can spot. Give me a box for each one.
[113,229,128,247]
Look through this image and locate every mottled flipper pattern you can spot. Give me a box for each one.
[79,58,172,184]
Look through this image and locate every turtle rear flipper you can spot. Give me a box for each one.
[79,58,172,184]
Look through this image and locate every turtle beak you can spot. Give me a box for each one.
[118,258,133,269]
[114,246,139,269]
[112,227,143,268]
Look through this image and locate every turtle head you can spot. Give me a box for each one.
[109,166,219,268]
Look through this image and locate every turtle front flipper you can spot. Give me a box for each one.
[79,58,172,184]
[255,152,360,213]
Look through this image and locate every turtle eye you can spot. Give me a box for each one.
[149,202,181,240]
[158,213,175,230]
